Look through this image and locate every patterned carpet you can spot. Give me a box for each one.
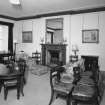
[26,57,51,76]
[30,65,50,76]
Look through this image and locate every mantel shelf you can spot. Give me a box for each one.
[40,43,67,46]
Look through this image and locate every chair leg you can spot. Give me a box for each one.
[17,87,20,99]
[21,87,24,96]
[0,85,2,93]
[95,96,99,105]
[23,78,26,85]
[20,82,24,96]
[0,80,3,93]
[67,93,72,105]
[71,100,77,105]
[67,95,70,105]
[49,90,54,105]
[49,90,57,105]
[4,87,8,100]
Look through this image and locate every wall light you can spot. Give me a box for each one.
[72,44,79,56]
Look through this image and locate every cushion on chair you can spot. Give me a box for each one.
[77,77,95,86]
[60,73,74,84]
[72,84,96,100]
[54,81,73,94]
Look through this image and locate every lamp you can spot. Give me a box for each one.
[9,0,21,5]
[72,44,79,56]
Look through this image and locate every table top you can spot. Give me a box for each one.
[0,64,21,76]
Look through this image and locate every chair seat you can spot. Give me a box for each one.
[72,84,96,100]
[4,80,17,86]
[60,73,74,84]
[54,81,73,94]
[78,77,95,86]
[0,64,9,74]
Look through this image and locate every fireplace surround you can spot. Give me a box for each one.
[41,44,67,65]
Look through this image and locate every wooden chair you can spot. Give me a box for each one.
[71,62,100,105]
[0,73,23,100]
[0,60,26,100]
[49,66,74,105]
[17,59,27,85]
[71,84,99,105]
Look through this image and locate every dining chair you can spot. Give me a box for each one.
[1,60,26,100]
[17,59,27,85]
[0,73,23,100]
[49,66,74,105]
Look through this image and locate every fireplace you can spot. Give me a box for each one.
[49,50,59,64]
[41,44,67,65]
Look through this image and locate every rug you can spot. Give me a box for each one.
[30,65,50,76]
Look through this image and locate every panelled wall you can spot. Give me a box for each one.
[70,12,105,71]
[13,15,71,63]
[13,11,105,71]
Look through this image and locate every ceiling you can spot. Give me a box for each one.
[0,0,105,18]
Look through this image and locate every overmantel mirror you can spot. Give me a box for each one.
[45,18,63,44]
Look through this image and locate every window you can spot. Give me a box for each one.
[0,25,8,52]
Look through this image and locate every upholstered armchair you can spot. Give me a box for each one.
[71,56,101,105]
[49,66,74,105]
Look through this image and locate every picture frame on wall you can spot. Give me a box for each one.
[82,29,99,43]
[22,31,32,43]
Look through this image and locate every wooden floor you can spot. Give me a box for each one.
[0,69,105,105]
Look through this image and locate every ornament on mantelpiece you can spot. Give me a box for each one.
[63,37,67,44]
[40,37,44,44]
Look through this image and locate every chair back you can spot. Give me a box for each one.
[17,59,26,75]
[50,66,65,89]
[0,73,22,84]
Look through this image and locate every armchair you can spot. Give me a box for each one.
[49,66,74,105]
[71,57,100,105]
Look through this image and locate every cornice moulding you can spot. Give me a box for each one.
[0,6,105,21]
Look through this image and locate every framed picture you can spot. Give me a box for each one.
[82,29,99,43]
[22,31,32,43]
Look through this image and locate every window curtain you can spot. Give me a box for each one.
[0,21,14,54]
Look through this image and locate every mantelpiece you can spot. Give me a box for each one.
[41,44,67,65]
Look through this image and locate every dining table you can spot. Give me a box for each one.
[0,63,21,76]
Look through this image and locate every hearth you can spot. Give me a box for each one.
[41,44,67,65]
[49,50,59,64]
